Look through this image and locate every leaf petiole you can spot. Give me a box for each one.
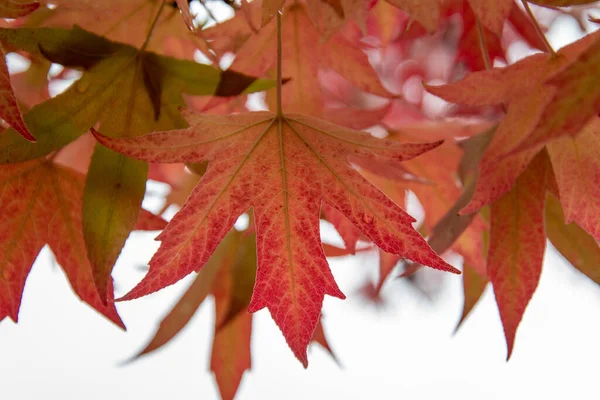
[276,9,283,118]
[140,0,167,52]
[521,0,556,56]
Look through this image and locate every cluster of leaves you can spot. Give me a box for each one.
[1,0,600,398]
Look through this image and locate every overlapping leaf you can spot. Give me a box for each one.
[93,109,458,365]
[0,25,270,302]
[32,0,205,57]
[547,118,600,241]
[0,159,165,325]
[487,151,549,358]
[426,30,600,214]
[205,2,393,118]
[135,229,338,399]
[545,194,600,285]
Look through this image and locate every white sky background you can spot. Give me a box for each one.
[2,4,600,400]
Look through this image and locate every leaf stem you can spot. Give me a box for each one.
[276,10,283,118]
[521,0,556,56]
[140,0,166,52]
[475,19,492,70]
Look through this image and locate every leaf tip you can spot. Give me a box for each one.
[90,127,108,144]
[17,128,37,143]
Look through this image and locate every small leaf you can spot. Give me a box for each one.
[0,0,39,18]
[132,232,239,359]
[455,263,488,332]
[0,45,34,141]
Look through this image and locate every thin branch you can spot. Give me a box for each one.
[198,0,219,24]
[475,19,492,70]
[521,0,556,56]
[276,10,283,117]
[140,0,167,51]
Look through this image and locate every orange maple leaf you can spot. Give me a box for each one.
[0,159,165,325]
[487,151,549,358]
[134,229,338,399]
[93,109,459,365]
[426,30,600,214]
[213,3,393,117]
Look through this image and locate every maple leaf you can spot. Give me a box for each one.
[508,34,600,154]
[210,230,255,400]
[425,30,600,214]
[455,262,487,332]
[0,44,34,141]
[33,0,206,57]
[0,0,38,141]
[0,25,271,302]
[545,194,600,286]
[209,3,393,118]
[487,151,549,358]
[0,158,165,325]
[0,0,39,18]
[0,26,271,164]
[352,127,489,295]
[134,229,338,399]
[93,109,459,365]
[546,118,600,241]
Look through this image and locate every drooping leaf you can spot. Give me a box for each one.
[509,34,600,153]
[0,159,163,325]
[425,30,600,214]
[0,0,39,18]
[132,231,239,359]
[0,26,271,164]
[0,44,34,141]
[0,25,271,301]
[455,262,488,332]
[211,231,254,400]
[545,194,600,286]
[83,146,148,303]
[311,316,340,365]
[93,109,459,365]
[487,150,549,359]
[322,203,362,254]
[546,118,600,241]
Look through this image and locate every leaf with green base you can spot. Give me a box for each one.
[0,25,273,302]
